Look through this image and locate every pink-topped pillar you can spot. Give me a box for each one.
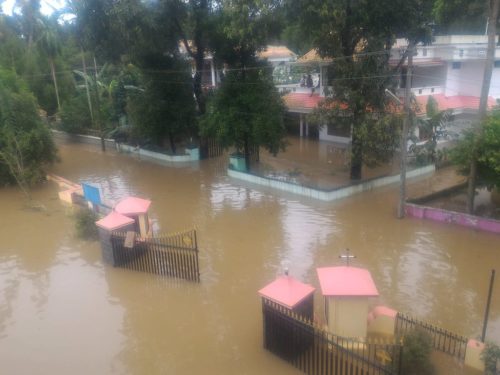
[115,197,152,237]
[95,211,135,265]
[259,274,316,356]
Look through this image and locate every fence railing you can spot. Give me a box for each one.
[395,312,468,360]
[263,300,402,375]
[200,137,223,159]
[111,230,200,282]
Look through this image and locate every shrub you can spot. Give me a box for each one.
[482,342,500,375]
[400,328,435,375]
[74,208,99,240]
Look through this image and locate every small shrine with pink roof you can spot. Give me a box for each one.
[317,265,379,338]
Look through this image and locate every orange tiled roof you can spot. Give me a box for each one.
[283,93,324,112]
[296,49,333,64]
[284,92,497,114]
[414,94,496,114]
[258,45,297,60]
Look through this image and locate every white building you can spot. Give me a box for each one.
[283,35,499,143]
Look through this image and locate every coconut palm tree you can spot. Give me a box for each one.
[38,19,62,111]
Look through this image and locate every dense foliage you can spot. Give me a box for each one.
[451,111,500,190]
[0,69,57,194]
[482,342,500,375]
[202,65,286,169]
[401,329,435,375]
[0,0,494,179]
[288,0,435,179]
[74,208,99,240]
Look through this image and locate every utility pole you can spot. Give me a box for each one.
[467,0,499,214]
[398,43,414,219]
[481,269,496,342]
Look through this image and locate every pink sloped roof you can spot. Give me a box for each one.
[316,266,379,297]
[96,211,134,231]
[258,275,315,309]
[283,93,324,112]
[115,196,151,215]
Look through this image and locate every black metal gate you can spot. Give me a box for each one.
[111,230,200,282]
[263,300,402,375]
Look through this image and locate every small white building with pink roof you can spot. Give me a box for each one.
[317,266,379,338]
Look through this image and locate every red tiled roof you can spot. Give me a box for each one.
[283,93,324,112]
[258,45,297,60]
[284,92,496,115]
[259,275,315,309]
[414,94,496,114]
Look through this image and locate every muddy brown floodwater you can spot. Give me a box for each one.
[1,141,499,374]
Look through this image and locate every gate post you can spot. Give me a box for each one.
[96,211,135,266]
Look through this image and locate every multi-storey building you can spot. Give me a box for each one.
[283,35,499,143]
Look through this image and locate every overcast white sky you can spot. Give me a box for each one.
[2,0,66,16]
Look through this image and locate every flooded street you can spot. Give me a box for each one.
[1,141,499,374]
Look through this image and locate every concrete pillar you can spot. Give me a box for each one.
[96,212,135,266]
[464,339,485,372]
[367,306,397,338]
[300,114,304,137]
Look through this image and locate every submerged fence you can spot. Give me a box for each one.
[200,137,223,159]
[111,230,200,282]
[395,312,468,360]
[263,300,402,375]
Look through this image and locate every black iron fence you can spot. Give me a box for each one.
[395,312,468,360]
[263,300,402,375]
[111,230,200,282]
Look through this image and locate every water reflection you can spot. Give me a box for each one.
[0,141,498,374]
[278,200,336,280]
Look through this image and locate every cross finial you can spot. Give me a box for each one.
[339,248,356,266]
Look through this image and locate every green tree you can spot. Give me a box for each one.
[38,18,62,112]
[201,0,286,170]
[290,0,434,180]
[482,342,500,375]
[164,0,215,115]
[127,55,197,153]
[433,0,487,34]
[0,69,57,197]
[451,111,500,192]
[201,64,286,170]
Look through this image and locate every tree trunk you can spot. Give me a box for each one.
[49,58,61,112]
[81,49,94,125]
[466,0,499,214]
[398,43,414,219]
[169,133,177,155]
[244,135,250,172]
[350,124,363,180]
[93,55,105,152]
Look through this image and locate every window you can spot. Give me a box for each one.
[452,62,461,70]
[431,88,435,93]
[422,48,427,57]
[418,89,422,94]
[459,49,464,57]
[495,61,500,68]
[327,121,351,138]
